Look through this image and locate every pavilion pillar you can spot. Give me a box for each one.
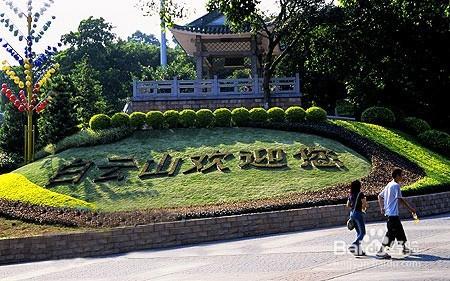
[251,35,258,79]
[195,35,203,80]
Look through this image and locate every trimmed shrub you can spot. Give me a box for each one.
[164,110,180,128]
[129,112,147,128]
[196,109,215,128]
[231,107,250,126]
[214,108,232,127]
[402,117,431,135]
[146,111,164,129]
[418,130,450,157]
[110,112,130,128]
[267,107,286,123]
[361,106,396,126]
[179,109,197,128]
[249,108,268,123]
[305,106,327,122]
[89,114,111,131]
[285,106,306,123]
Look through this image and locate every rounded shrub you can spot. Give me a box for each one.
[89,114,111,131]
[402,117,431,135]
[285,106,306,123]
[249,108,268,123]
[267,107,286,123]
[231,107,250,126]
[418,130,450,157]
[305,106,327,122]
[129,112,147,128]
[163,110,180,128]
[110,112,130,128]
[179,109,197,128]
[214,108,232,127]
[146,111,164,129]
[196,109,215,128]
[361,106,396,126]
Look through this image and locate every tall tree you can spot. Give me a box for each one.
[38,76,79,145]
[128,30,160,45]
[70,58,106,124]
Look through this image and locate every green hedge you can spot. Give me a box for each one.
[267,107,285,123]
[418,130,450,157]
[249,108,268,123]
[285,106,306,123]
[196,109,215,128]
[164,110,180,128]
[179,109,197,128]
[129,112,147,128]
[214,108,232,127]
[89,114,111,131]
[306,107,327,122]
[402,117,431,135]
[146,111,164,129]
[361,106,396,126]
[111,112,130,128]
[231,107,250,126]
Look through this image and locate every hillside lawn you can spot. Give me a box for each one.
[335,121,450,193]
[15,128,371,212]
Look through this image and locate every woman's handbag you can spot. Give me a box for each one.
[347,192,361,231]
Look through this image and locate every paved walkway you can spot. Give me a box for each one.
[1,213,450,281]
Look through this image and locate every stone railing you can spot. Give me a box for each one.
[132,74,301,101]
[1,190,449,265]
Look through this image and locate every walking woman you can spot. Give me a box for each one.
[346,180,369,256]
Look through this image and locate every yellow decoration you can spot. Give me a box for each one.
[24,63,31,70]
[49,68,56,74]
[26,81,32,87]
[19,82,25,89]
[14,77,20,84]
[24,70,31,75]
[26,76,32,81]
[1,60,7,65]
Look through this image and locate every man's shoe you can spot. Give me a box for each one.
[376,252,391,259]
[402,247,413,255]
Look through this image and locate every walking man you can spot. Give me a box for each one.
[376,168,416,259]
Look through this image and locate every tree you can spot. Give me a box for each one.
[0,103,25,153]
[69,58,106,124]
[140,47,196,80]
[209,0,331,108]
[38,76,79,145]
[128,30,160,45]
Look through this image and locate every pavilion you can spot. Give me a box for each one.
[125,11,301,113]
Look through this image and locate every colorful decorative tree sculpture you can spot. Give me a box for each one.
[0,0,62,163]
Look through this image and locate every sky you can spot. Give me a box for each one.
[0,0,279,64]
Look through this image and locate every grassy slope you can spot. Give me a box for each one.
[0,173,94,209]
[16,128,371,211]
[335,121,450,192]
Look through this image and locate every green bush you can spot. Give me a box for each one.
[402,117,431,135]
[110,112,130,128]
[418,130,450,157]
[249,108,268,123]
[164,110,180,128]
[43,128,134,155]
[196,109,215,128]
[89,114,111,131]
[214,108,232,127]
[129,112,147,129]
[335,100,355,116]
[231,107,250,126]
[179,109,197,128]
[146,111,164,129]
[0,151,22,174]
[267,107,286,123]
[305,106,327,122]
[285,106,306,123]
[361,106,396,126]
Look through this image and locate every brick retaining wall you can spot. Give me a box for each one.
[127,97,302,112]
[1,191,449,265]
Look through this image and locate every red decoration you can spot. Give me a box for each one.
[1,87,6,94]
[18,105,25,112]
[1,83,7,88]
[14,100,21,107]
